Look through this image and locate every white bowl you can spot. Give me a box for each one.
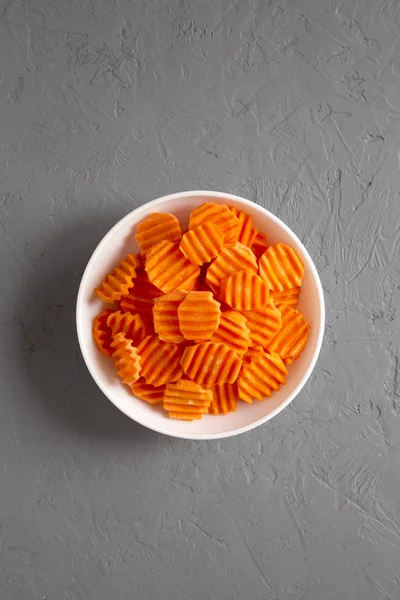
[76,191,325,440]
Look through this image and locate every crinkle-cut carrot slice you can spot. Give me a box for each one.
[181,342,242,388]
[166,405,209,418]
[229,206,258,247]
[189,203,241,245]
[267,306,310,359]
[153,290,188,343]
[130,378,165,405]
[145,240,200,293]
[220,270,269,310]
[120,269,163,332]
[168,412,203,420]
[165,403,209,413]
[209,311,250,356]
[177,291,221,341]
[137,335,184,386]
[205,242,258,295]
[240,302,281,348]
[135,212,182,253]
[107,310,146,346]
[270,287,301,308]
[92,309,114,356]
[237,351,287,403]
[163,379,213,413]
[111,332,141,385]
[163,377,210,422]
[259,243,304,291]
[251,231,268,259]
[180,223,224,265]
[283,353,301,366]
[95,253,140,303]
[209,382,238,415]
[243,345,264,364]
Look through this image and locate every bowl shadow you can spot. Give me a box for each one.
[20,210,158,443]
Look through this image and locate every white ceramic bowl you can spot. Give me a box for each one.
[76,191,325,439]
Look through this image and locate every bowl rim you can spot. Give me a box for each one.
[76,190,325,440]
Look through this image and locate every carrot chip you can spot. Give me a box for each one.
[137,335,183,386]
[177,291,221,341]
[120,269,163,332]
[189,203,241,245]
[145,240,200,293]
[240,302,281,348]
[95,253,140,303]
[206,242,258,296]
[111,332,141,385]
[92,309,114,356]
[242,345,264,364]
[163,378,212,420]
[135,212,182,253]
[130,378,165,405]
[220,270,269,310]
[209,310,250,356]
[153,290,187,343]
[107,310,146,346]
[268,306,310,359]
[180,222,224,265]
[209,382,238,415]
[229,206,258,247]
[181,342,242,388]
[270,287,301,308]
[259,243,304,291]
[238,351,287,403]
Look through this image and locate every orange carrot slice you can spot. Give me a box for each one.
[238,351,287,403]
[111,332,141,385]
[95,253,140,303]
[135,213,182,253]
[145,240,200,293]
[120,269,163,332]
[270,287,301,308]
[181,342,242,388]
[229,206,258,247]
[209,310,250,356]
[153,290,188,342]
[209,382,238,415]
[163,378,213,420]
[189,203,241,245]
[240,302,281,348]
[130,378,165,405]
[137,335,184,386]
[168,412,203,420]
[268,306,309,359]
[177,291,221,341]
[283,353,301,366]
[220,270,269,310]
[242,345,264,363]
[259,243,304,291]
[107,310,146,346]
[164,379,212,406]
[180,223,224,265]
[205,242,258,295]
[92,309,114,356]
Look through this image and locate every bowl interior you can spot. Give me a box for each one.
[77,192,324,439]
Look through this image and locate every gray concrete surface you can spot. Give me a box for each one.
[1,0,400,598]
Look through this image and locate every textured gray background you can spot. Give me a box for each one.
[1,0,400,598]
